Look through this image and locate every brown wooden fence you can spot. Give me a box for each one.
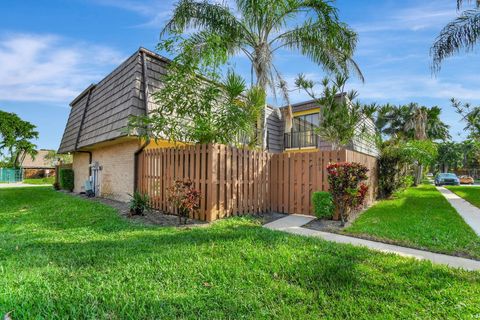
[137,144,377,221]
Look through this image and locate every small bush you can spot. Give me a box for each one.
[167,179,200,224]
[402,175,414,189]
[128,192,150,215]
[312,191,334,219]
[59,169,74,192]
[327,162,369,226]
[53,182,60,190]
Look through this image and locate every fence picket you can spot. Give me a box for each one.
[137,144,377,221]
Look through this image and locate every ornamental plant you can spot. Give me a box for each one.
[311,191,334,219]
[327,162,369,226]
[128,192,150,216]
[167,179,200,224]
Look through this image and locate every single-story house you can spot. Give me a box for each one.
[58,47,377,202]
[21,149,56,179]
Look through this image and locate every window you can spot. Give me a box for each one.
[293,113,319,132]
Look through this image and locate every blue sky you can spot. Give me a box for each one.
[1,0,479,150]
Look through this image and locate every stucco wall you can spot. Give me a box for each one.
[72,139,141,202]
[72,152,90,193]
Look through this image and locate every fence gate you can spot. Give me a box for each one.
[269,150,346,215]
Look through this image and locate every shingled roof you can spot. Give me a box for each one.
[58,48,170,153]
[21,150,55,168]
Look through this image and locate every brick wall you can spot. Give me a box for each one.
[72,139,141,202]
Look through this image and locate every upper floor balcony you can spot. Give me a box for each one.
[284,130,319,149]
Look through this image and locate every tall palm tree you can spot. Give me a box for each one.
[378,103,450,185]
[378,104,450,142]
[431,0,480,72]
[162,0,363,99]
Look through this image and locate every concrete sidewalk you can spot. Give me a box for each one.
[437,186,480,236]
[264,214,480,271]
[0,183,51,188]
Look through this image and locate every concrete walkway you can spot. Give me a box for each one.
[0,183,51,188]
[264,214,480,271]
[437,186,480,236]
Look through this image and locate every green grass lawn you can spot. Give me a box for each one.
[345,185,480,259]
[1,187,479,319]
[23,176,55,185]
[447,186,480,209]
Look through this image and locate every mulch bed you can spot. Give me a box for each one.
[67,192,207,227]
[62,191,287,227]
[302,205,369,232]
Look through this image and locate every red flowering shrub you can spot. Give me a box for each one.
[327,162,369,226]
[167,179,200,224]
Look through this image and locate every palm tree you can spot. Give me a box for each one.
[378,103,450,185]
[162,0,363,99]
[431,0,480,72]
[378,104,450,142]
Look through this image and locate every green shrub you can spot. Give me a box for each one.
[402,175,414,189]
[128,192,150,216]
[59,169,74,192]
[327,162,369,226]
[311,191,334,219]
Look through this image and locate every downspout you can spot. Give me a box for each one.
[133,50,150,192]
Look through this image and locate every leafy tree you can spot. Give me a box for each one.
[378,140,438,193]
[128,37,265,146]
[0,110,38,168]
[295,74,376,150]
[451,98,480,139]
[162,0,363,99]
[431,0,480,72]
[376,103,450,142]
[436,142,464,172]
[44,150,73,165]
[373,103,449,185]
[461,139,480,168]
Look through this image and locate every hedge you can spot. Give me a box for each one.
[311,191,334,219]
[59,168,74,192]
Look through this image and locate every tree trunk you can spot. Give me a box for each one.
[414,164,423,186]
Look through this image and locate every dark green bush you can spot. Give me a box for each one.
[128,192,150,216]
[311,191,334,219]
[378,153,403,199]
[59,169,74,192]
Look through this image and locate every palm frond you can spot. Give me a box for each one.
[457,0,480,10]
[274,19,363,81]
[431,9,480,72]
[162,0,251,43]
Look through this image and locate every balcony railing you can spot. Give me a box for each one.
[284,130,319,149]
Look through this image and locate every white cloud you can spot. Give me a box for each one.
[94,0,239,28]
[94,0,175,28]
[0,33,125,104]
[354,1,457,33]
[348,76,480,102]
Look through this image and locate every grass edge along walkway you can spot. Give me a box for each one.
[344,185,480,260]
[446,185,480,209]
